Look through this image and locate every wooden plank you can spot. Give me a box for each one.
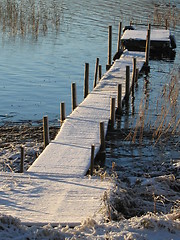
[0,172,111,226]
[121,29,171,51]
[121,29,170,42]
[28,51,145,176]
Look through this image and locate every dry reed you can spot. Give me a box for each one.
[153,2,180,29]
[126,68,180,145]
[0,0,63,38]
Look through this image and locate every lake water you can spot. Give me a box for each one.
[0,0,179,126]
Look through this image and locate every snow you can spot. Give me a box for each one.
[0,172,112,226]
[0,205,179,240]
[121,29,171,42]
[28,51,145,176]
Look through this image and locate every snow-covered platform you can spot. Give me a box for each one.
[28,51,145,176]
[121,29,175,52]
[0,51,145,225]
[0,172,111,226]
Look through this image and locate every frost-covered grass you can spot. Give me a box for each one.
[0,210,179,239]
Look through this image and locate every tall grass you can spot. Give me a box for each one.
[153,2,180,29]
[126,69,180,145]
[0,0,64,38]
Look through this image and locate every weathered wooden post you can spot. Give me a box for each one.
[145,24,151,69]
[99,65,102,81]
[110,97,115,128]
[135,68,139,87]
[165,19,168,30]
[90,144,95,176]
[71,82,77,111]
[100,121,105,152]
[43,115,49,148]
[106,25,112,71]
[60,102,66,126]
[117,84,122,115]
[125,66,130,103]
[117,22,122,52]
[93,58,99,88]
[84,63,89,98]
[20,146,24,173]
[132,58,136,96]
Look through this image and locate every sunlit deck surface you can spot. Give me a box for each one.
[0,51,145,225]
[121,29,172,51]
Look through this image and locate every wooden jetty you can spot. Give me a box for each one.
[0,50,145,226]
[27,51,145,176]
[121,28,176,52]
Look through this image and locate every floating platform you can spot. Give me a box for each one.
[121,28,176,53]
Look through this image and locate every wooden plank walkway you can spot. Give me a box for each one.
[0,50,145,225]
[0,172,111,226]
[28,50,145,176]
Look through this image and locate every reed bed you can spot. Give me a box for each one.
[153,2,180,29]
[126,68,180,145]
[0,0,64,38]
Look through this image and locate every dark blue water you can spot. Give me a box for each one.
[1,0,179,125]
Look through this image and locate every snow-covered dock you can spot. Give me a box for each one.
[0,50,145,225]
[121,29,175,51]
[28,51,145,176]
[0,172,111,226]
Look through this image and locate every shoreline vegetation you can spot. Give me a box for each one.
[0,0,64,38]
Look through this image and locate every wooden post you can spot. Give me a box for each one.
[145,24,151,67]
[117,84,122,115]
[60,102,66,126]
[93,58,99,88]
[132,58,136,96]
[99,65,102,81]
[43,115,49,148]
[106,25,112,70]
[100,121,105,152]
[125,66,130,103]
[90,144,95,176]
[135,68,139,86]
[117,22,122,51]
[71,82,77,111]
[20,146,24,173]
[165,19,168,30]
[84,63,89,98]
[110,97,115,128]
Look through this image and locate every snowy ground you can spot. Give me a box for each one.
[0,155,179,239]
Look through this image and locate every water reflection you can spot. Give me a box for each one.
[0,0,179,124]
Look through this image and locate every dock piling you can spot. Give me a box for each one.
[20,146,24,173]
[117,84,122,115]
[145,24,151,68]
[106,25,112,70]
[99,65,102,81]
[100,122,105,152]
[90,144,95,176]
[60,102,66,126]
[43,116,49,148]
[71,82,77,111]
[84,63,89,98]
[93,58,99,88]
[135,68,139,87]
[125,66,130,103]
[117,22,122,52]
[132,58,136,96]
[110,97,116,128]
